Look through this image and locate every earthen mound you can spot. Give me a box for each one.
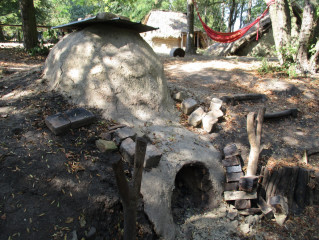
[44,24,175,124]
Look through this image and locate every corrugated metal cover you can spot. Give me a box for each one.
[52,16,158,33]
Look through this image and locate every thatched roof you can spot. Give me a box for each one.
[143,10,201,39]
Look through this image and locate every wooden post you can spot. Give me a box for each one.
[112,137,147,240]
[246,107,266,176]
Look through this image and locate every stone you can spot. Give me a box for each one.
[202,109,223,133]
[113,127,137,145]
[144,144,162,169]
[64,108,95,129]
[120,138,136,164]
[227,210,238,220]
[96,139,118,152]
[240,223,250,234]
[45,113,71,135]
[181,98,198,115]
[210,98,223,110]
[188,107,205,127]
[173,91,187,102]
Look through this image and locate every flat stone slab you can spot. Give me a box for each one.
[45,113,71,135]
[64,108,95,129]
[113,127,137,145]
[181,98,198,115]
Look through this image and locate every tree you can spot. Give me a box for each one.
[186,0,196,54]
[267,0,319,74]
[19,0,38,49]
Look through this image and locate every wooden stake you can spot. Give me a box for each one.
[112,137,147,240]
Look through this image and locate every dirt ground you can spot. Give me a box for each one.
[1,45,319,240]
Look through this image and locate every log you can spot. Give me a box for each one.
[263,108,298,120]
[224,191,257,201]
[112,137,147,240]
[246,108,266,177]
[221,94,267,105]
[239,176,259,192]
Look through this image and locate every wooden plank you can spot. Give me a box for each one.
[226,165,242,173]
[295,168,309,209]
[239,176,258,192]
[260,166,270,199]
[270,167,283,198]
[235,199,251,210]
[224,182,239,191]
[266,169,278,203]
[226,172,244,182]
[287,167,299,209]
[257,197,274,219]
[222,155,240,167]
[224,191,257,201]
[275,167,292,196]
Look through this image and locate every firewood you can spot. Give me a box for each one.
[224,191,257,201]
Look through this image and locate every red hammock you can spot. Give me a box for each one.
[194,0,275,43]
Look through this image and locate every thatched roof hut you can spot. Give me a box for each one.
[141,10,207,55]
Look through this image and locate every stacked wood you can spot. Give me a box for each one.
[222,143,257,211]
[259,166,316,213]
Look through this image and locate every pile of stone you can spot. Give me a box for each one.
[173,91,224,133]
[96,125,162,170]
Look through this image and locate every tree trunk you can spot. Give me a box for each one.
[228,0,236,32]
[186,0,196,54]
[0,25,5,41]
[220,3,225,31]
[296,0,315,74]
[267,0,291,65]
[239,2,245,28]
[19,0,38,50]
[247,0,252,23]
[309,40,319,73]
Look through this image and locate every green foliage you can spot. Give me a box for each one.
[27,44,50,56]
